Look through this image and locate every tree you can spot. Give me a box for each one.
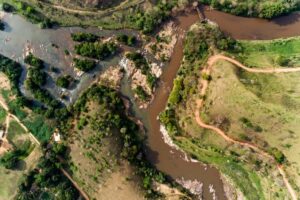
[73,58,96,72]
[56,75,73,88]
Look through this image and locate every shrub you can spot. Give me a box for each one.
[73,58,96,72]
[134,86,150,101]
[117,34,137,46]
[56,75,73,88]
[0,140,34,169]
[27,67,47,86]
[269,148,286,164]
[276,55,290,66]
[24,53,44,69]
[1,3,14,12]
[260,2,286,19]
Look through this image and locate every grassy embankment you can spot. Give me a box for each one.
[233,37,300,68]
[160,22,295,199]
[200,0,300,19]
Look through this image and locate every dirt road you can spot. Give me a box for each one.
[195,54,298,200]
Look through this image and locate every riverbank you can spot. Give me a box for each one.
[160,22,299,199]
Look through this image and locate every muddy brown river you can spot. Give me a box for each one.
[2,6,300,200]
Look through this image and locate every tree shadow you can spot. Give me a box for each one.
[272,12,300,26]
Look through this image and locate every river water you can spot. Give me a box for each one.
[1,6,300,199]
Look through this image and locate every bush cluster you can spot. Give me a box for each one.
[134,86,150,101]
[117,34,136,46]
[74,42,117,60]
[71,32,99,42]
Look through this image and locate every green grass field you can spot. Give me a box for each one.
[234,37,300,68]
[7,120,26,146]
[201,60,300,192]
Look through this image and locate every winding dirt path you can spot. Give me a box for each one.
[195,54,298,200]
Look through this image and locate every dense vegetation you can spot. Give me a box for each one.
[129,0,179,33]
[0,1,53,28]
[200,0,300,19]
[27,67,47,86]
[0,140,34,169]
[25,54,60,108]
[16,143,80,200]
[117,34,136,46]
[73,58,96,72]
[74,41,117,60]
[126,52,157,89]
[72,85,165,197]
[0,54,23,95]
[71,32,99,42]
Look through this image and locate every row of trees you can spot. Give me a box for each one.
[201,0,299,19]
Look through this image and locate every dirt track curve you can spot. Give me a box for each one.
[195,54,298,200]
